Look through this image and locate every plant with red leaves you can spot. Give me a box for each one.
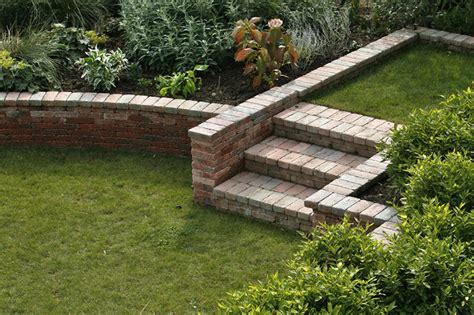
[232,17,298,88]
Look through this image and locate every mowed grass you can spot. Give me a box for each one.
[308,42,474,123]
[0,148,300,313]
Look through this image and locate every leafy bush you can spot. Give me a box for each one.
[85,30,109,46]
[0,50,39,92]
[400,199,473,246]
[120,0,352,73]
[383,87,474,185]
[0,31,60,91]
[371,0,474,35]
[47,24,93,68]
[0,0,114,30]
[155,65,208,98]
[233,18,298,87]
[76,47,128,91]
[220,219,473,313]
[403,152,474,212]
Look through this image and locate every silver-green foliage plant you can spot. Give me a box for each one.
[120,0,233,72]
[76,47,128,91]
[155,65,208,98]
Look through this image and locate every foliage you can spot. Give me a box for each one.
[382,86,474,185]
[371,0,474,35]
[76,47,128,91]
[220,218,473,313]
[233,18,298,88]
[0,30,60,91]
[288,6,351,73]
[119,0,352,73]
[85,30,109,46]
[155,65,208,98]
[0,0,113,30]
[119,0,233,72]
[0,50,38,92]
[403,152,474,212]
[48,23,92,68]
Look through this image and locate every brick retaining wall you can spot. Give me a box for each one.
[0,92,231,156]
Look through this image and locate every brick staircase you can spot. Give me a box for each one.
[213,102,400,232]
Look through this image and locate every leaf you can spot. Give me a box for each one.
[243,63,256,75]
[252,75,262,88]
[250,29,262,42]
[235,48,254,62]
[249,17,262,24]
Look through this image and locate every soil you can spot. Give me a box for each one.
[359,178,401,206]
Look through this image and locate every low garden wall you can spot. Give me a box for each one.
[0,91,231,156]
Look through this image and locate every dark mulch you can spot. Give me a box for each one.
[359,178,401,206]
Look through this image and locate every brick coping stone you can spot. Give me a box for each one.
[0,92,232,119]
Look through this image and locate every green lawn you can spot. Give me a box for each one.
[308,42,474,123]
[0,148,300,313]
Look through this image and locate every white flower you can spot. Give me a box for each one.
[268,19,283,29]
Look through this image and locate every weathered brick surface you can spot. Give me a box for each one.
[0,95,230,156]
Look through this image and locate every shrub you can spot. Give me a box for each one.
[85,30,109,46]
[383,87,474,185]
[47,24,93,68]
[371,0,474,35]
[155,65,208,98]
[0,0,113,30]
[0,50,39,92]
[76,47,128,91]
[233,18,298,87]
[403,152,474,212]
[0,31,60,91]
[119,0,352,73]
[220,219,473,313]
[400,199,473,246]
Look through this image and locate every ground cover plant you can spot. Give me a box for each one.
[220,87,474,313]
[0,148,300,313]
[308,42,474,123]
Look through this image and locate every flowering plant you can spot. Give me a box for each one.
[232,17,298,88]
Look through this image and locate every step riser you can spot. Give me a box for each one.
[274,124,377,158]
[245,159,331,189]
[214,196,316,232]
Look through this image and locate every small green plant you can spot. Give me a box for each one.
[0,49,39,92]
[233,17,298,88]
[155,65,208,98]
[49,23,92,67]
[76,47,128,91]
[85,30,109,45]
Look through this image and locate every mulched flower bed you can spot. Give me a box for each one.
[359,178,401,206]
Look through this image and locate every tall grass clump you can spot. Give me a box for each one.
[0,0,114,30]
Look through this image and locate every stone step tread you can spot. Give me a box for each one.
[245,136,368,181]
[273,103,395,148]
[214,171,317,220]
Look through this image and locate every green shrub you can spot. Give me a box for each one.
[378,234,473,313]
[403,152,474,211]
[47,24,93,68]
[400,199,473,246]
[220,219,473,313]
[76,47,128,91]
[0,0,114,30]
[155,65,208,98]
[119,0,352,73]
[383,87,474,185]
[0,50,39,92]
[0,31,60,91]
[371,0,474,35]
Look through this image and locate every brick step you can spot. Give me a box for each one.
[213,171,319,231]
[244,136,367,189]
[273,103,394,157]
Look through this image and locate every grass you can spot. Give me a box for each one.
[0,147,300,313]
[308,42,474,123]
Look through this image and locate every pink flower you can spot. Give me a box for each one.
[268,19,283,29]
